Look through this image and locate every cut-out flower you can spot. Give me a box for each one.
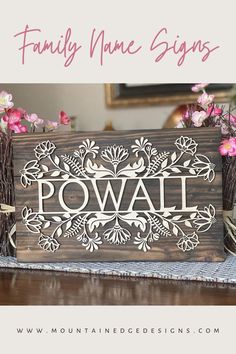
[79,139,99,158]
[21,206,42,233]
[131,137,152,156]
[192,154,215,182]
[193,204,216,232]
[82,234,102,252]
[104,224,131,245]
[175,136,198,155]
[38,234,60,252]
[34,140,56,160]
[134,233,151,252]
[177,232,199,252]
[101,145,129,166]
[20,160,41,188]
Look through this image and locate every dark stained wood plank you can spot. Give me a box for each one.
[12,128,225,262]
[0,268,236,305]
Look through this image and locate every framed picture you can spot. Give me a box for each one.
[105,84,234,108]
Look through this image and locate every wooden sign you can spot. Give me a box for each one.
[13,128,225,262]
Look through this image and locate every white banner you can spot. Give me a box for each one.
[0,306,234,354]
[0,0,235,82]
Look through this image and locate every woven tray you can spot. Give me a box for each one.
[1,255,236,284]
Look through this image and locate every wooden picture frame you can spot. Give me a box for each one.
[105,84,234,108]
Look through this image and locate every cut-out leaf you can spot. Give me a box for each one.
[171,152,177,162]
[184,159,191,167]
[86,159,113,178]
[52,216,62,222]
[173,226,178,236]
[51,171,60,177]
[57,227,63,237]
[120,212,147,232]
[171,167,181,173]
[44,221,51,229]
[162,211,171,218]
[162,171,170,177]
[41,164,49,172]
[162,219,169,229]
[161,158,168,168]
[66,220,72,230]
[117,157,145,177]
[63,162,70,172]
[38,215,45,221]
[54,156,60,165]
[62,174,69,179]
[185,220,192,227]
[172,215,182,221]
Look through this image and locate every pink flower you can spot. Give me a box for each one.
[25,113,44,128]
[197,93,214,107]
[219,138,236,156]
[13,124,28,133]
[191,83,209,93]
[191,111,208,127]
[2,108,28,133]
[207,105,223,117]
[225,113,236,126]
[45,120,59,130]
[17,107,27,115]
[59,111,70,125]
[3,108,22,126]
[0,91,14,112]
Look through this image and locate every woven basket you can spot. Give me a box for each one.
[222,156,236,254]
[0,132,16,256]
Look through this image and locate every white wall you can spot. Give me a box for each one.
[0,84,175,131]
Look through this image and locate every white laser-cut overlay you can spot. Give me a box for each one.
[19,136,217,253]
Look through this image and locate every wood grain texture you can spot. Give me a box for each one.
[1,269,236,305]
[13,128,225,262]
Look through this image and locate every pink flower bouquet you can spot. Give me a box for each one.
[176,84,236,255]
[0,91,70,256]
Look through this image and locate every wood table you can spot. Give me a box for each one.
[0,268,236,305]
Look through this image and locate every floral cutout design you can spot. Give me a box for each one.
[19,136,217,254]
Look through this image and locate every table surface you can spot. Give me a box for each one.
[0,268,236,305]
